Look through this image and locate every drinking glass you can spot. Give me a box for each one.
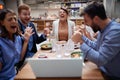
[64,39,74,57]
[49,30,57,52]
[55,44,62,58]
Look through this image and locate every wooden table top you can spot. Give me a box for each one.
[15,49,104,80]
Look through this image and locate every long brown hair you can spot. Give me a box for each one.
[0,9,21,38]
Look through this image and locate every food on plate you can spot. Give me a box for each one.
[41,43,52,50]
[71,51,82,58]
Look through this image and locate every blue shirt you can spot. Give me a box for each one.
[80,20,120,78]
[0,35,22,79]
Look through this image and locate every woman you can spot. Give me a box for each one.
[52,7,75,41]
[0,9,33,79]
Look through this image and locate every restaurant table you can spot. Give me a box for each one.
[15,49,104,80]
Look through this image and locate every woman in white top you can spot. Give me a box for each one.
[52,7,75,41]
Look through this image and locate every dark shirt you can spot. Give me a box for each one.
[18,20,46,57]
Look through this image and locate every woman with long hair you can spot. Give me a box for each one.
[0,9,33,79]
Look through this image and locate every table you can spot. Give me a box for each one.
[15,50,104,80]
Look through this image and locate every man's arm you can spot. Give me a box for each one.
[72,31,97,50]
[81,30,120,66]
[31,23,47,44]
[82,35,97,50]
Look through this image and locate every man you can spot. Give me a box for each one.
[16,4,49,70]
[18,4,49,58]
[72,2,120,79]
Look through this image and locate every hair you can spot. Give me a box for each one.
[81,1,107,20]
[0,9,20,38]
[18,4,31,14]
[60,7,69,15]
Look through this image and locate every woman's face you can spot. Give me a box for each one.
[2,13,18,34]
[59,9,68,21]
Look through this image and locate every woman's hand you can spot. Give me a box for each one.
[23,27,34,42]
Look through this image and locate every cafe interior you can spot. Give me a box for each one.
[0,0,120,80]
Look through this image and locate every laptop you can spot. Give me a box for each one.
[28,58,83,78]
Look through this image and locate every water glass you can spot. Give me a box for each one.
[64,39,74,56]
[55,44,62,58]
[51,39,56,52]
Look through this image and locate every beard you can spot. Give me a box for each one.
[91,22,101,33]
[20,18,30,25]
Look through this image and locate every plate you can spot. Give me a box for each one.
[38,54,47,58]
[71,51,82,58]
[41,43,52,50]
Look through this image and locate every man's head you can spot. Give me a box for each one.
[81,2,107,32]
[18,4,31,25]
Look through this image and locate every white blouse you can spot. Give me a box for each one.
[52,19,75,41]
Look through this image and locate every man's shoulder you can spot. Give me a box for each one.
[29,21,35,26]
[110,21,120,30]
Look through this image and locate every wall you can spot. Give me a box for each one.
[104,0,120,18]
[31,9,59,18]
[23,1,86,18]
[114,0,120,18]
[4,0,18,14]
[4,0,59,18]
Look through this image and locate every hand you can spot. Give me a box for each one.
[23,27,34,42]
[78,24,86,35]
[79,24,86,30]
[78,25,93,40]
[93,31,98,39]
[43,27,50,36]
[71,31,83,44]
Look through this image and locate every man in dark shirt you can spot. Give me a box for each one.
[18,4,49,58]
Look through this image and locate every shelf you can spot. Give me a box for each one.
[61,1,87,4]
[32,8,59,10]
[68,7,79,9]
